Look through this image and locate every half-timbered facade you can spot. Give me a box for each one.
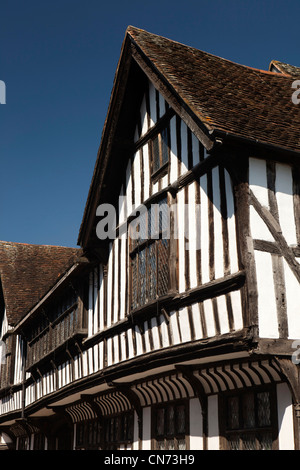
[0,27,300,450]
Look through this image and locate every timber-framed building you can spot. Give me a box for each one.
[0,27,300,450]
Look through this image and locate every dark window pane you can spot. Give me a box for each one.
[176,405,186,434]
[159,198,169,235]
[242,392,255,428]
[166,406,175,435]
[224,389,275,451]
[130,199,169,309]
[228,396,239,429]
[257,392,271,427]
[156,408,165,436]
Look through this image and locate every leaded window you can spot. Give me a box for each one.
[153,402,188,450]
[129,197,170,310]
[221,387,278,450]
[75,419,102,450]
[103,412,134,450]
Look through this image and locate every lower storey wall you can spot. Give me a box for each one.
[8,381,295,450]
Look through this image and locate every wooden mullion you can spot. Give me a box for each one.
[219,165,230,275]
[169,191,178,293]
[267,161,279,223]
[207,169,215,281]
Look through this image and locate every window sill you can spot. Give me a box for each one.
[151,162,168,183]
[130,292,176,324]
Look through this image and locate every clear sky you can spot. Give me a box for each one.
[0,0,299,248]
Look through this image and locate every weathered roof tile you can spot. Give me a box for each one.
[127,26,300,152]
[0,241,80,325]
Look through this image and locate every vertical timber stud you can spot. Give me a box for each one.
[175,365,208,450]
[275,357,300,449]
[169,188,178,293]
[226,152,257,330]
[111,383,143,449]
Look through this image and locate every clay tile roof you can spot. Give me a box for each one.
[127,26,300,152]
[269,60,300,78]
[0,241,80,325]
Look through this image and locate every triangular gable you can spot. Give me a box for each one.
[78,26,300,249]
[77,26,215,248]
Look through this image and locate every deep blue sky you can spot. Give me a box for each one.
[0,0,299,248]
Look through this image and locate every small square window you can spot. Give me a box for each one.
[153,402,188,450]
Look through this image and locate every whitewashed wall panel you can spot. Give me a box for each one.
[178,167,239,293]
[249,157,300,339]
[283,259,300,339]
[249,158,298,245]
[84,287,244,373]
[276,163,297,246]
[255,251,279,338]
[13,335,24,385]
[0,390,22,415]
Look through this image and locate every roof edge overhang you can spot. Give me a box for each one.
[210,128,300,160]
[12,254,90,334]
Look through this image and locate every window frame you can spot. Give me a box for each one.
[75,418,102,450]
[103,411,134,450]
[129,196,171,312]
[151,400,189,450]
[219,385,279,450]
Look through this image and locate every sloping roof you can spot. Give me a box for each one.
[269,60,300,77]
[128,26,300,151]
[78,26,300,247]
[0,241,80,325]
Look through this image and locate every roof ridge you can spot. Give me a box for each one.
[126,25,290,79]
[0,240,79,249]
